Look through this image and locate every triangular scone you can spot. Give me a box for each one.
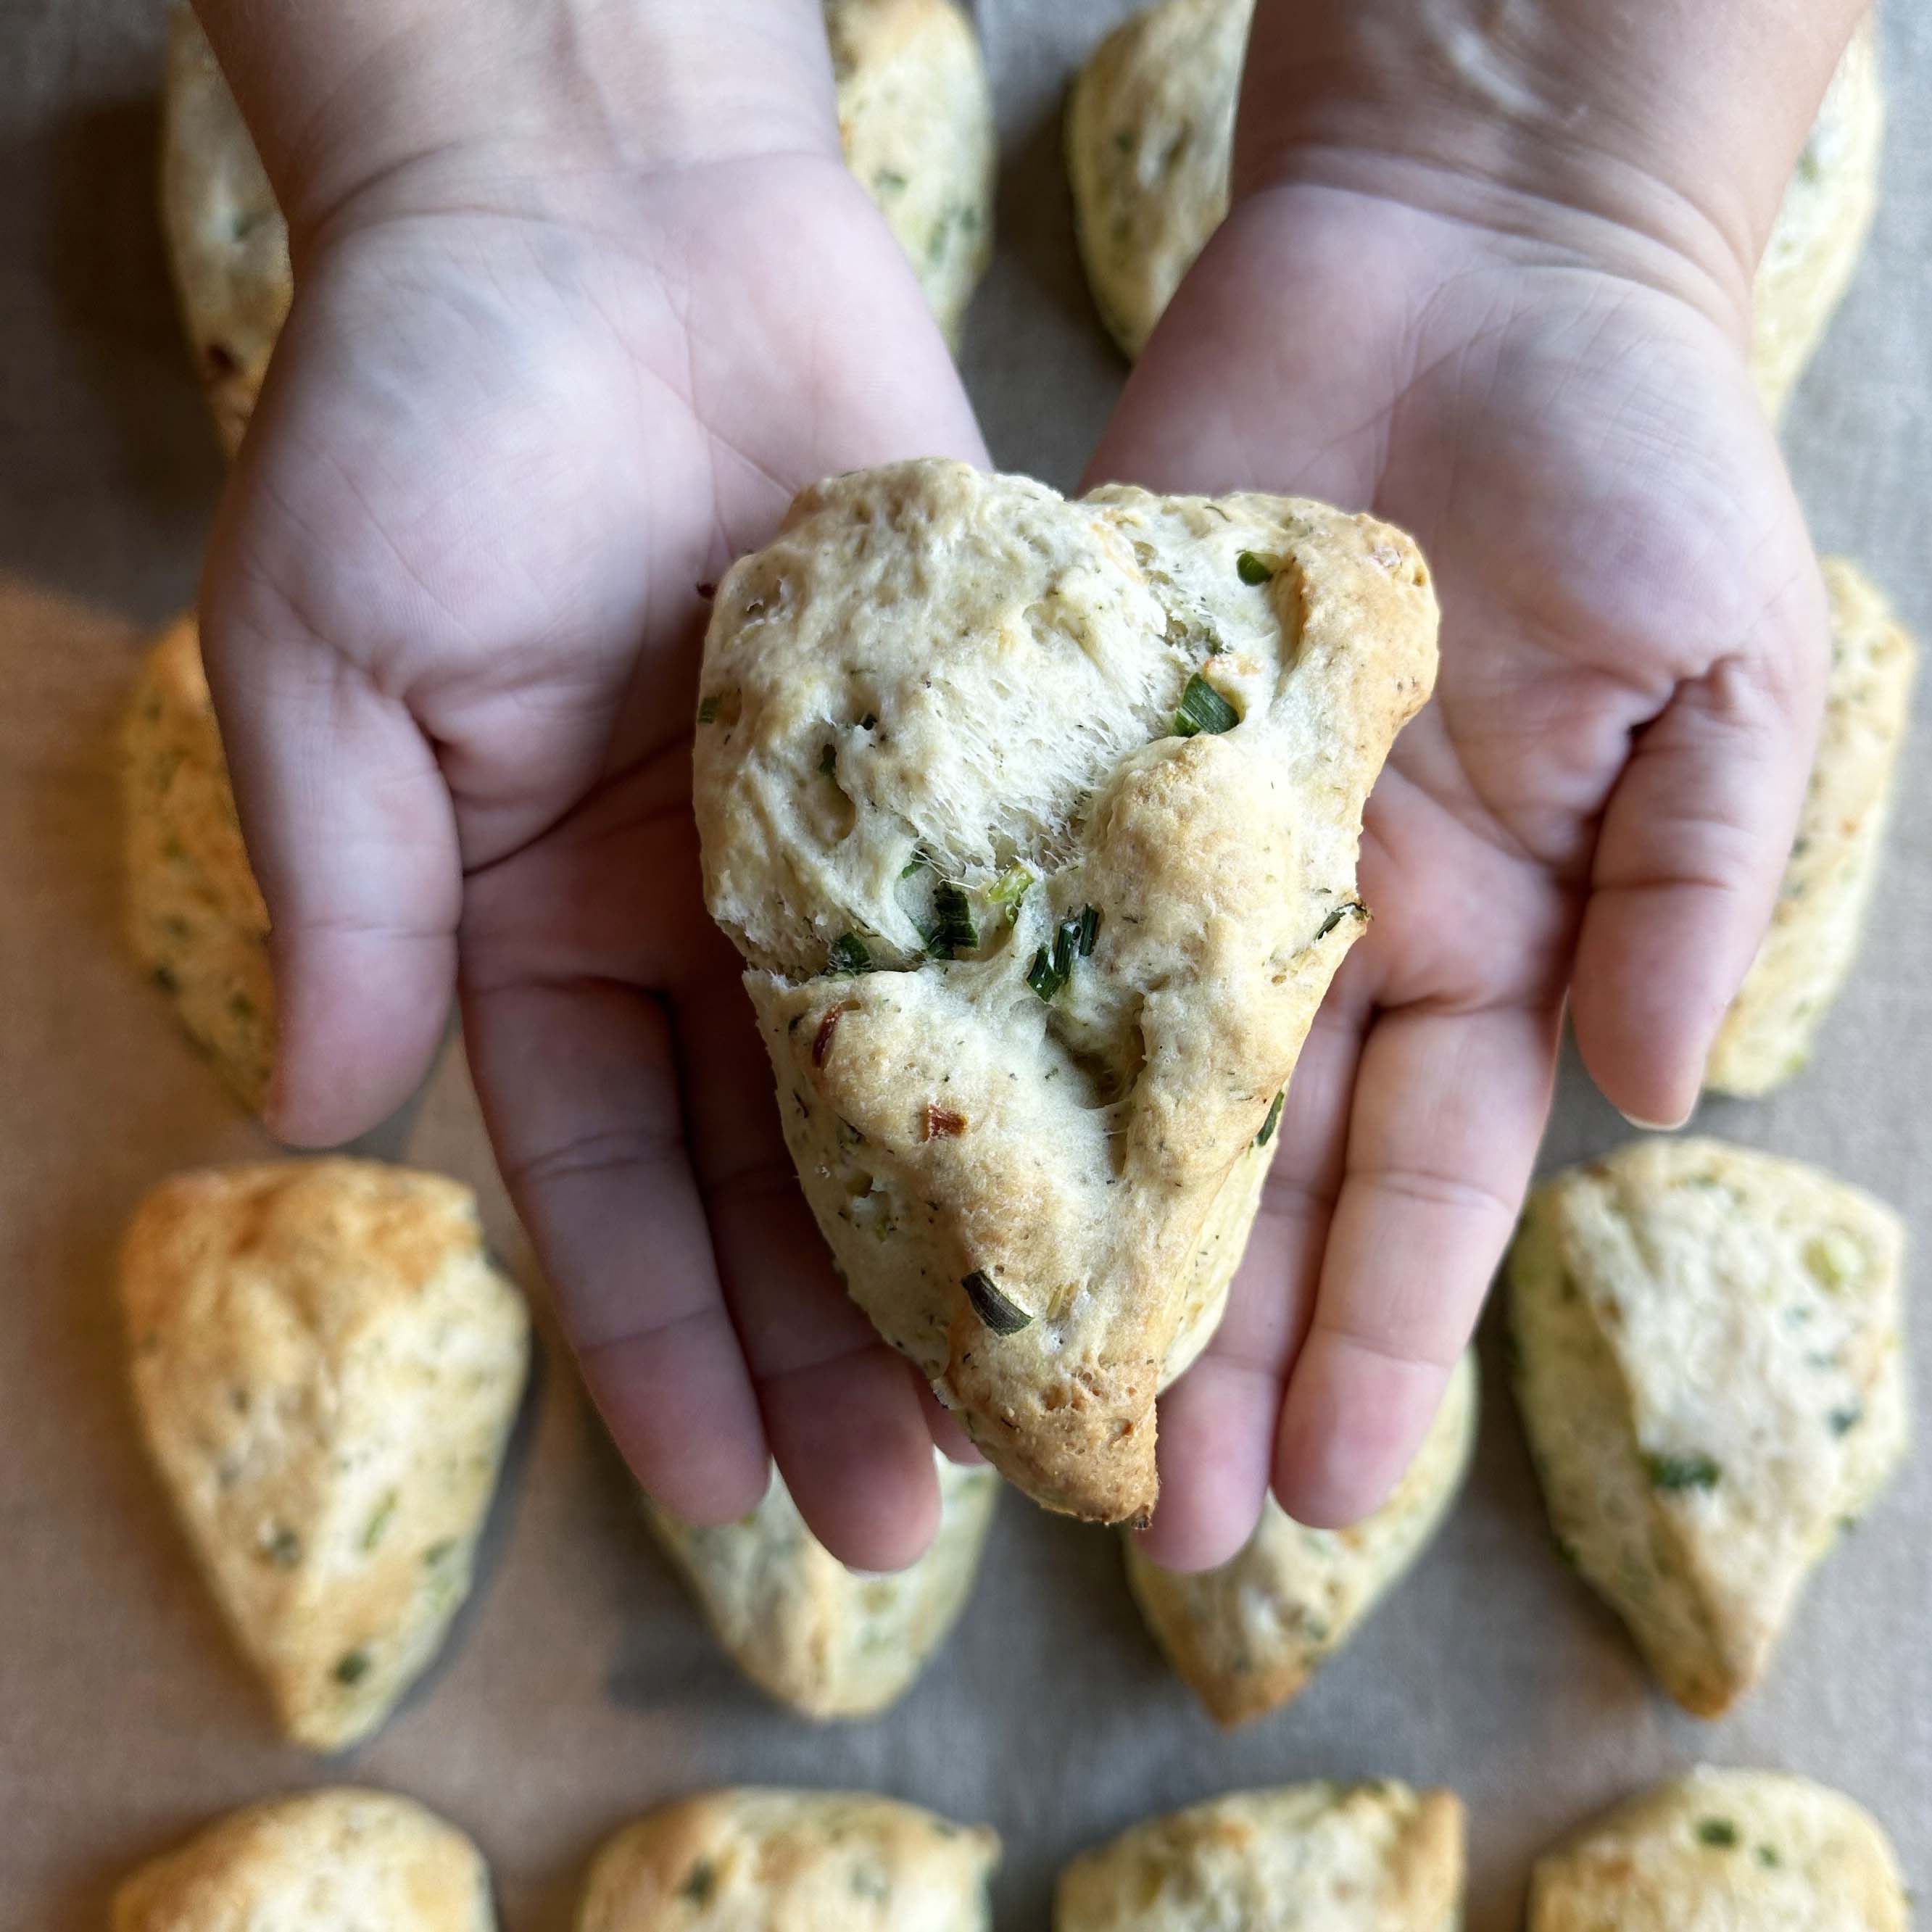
[1067,0,1875,409]
[1055,1781,1463,1931]
[694,460,1437,1525]
[1706,558,1917,1095]
[1528,1768,1909,1932]
[644,1452,998,1718]
[122,615,275,1111]
[114,1788,497,1931]
[1750,17,1883,420]
[1509,1137,1908,1717]
[120,1161,531,1750]
[578,1789,999,1932]
[1127,1352,1475,1725]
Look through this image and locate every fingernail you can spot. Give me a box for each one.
[1617,1104,1693,1133]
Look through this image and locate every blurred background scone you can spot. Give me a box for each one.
[115,1788,497,1932]
[1067,0,1882,417]
[1509,1137,1908,1717]
[1527,1768,1910,1932]
[644,1451,998,1719]
[120,1159,531,1751]
[577,1788,999,1932]
[1706,557,1917,1096]
[122,614,273,1113]
[1125,1352,1475,1727]
[1055,1781,1464,1932]
[159,0,994,445]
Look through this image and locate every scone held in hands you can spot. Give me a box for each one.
[695,460,1438,1525]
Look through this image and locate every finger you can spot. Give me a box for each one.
[673,962,941,1573]
[1134,1000,1366,1572]
[918,1379,985,1467]
[1570,613,1829,1128]
[461,969,771,1527]
[197,595,461,1146]
[1275,997,1560,1527]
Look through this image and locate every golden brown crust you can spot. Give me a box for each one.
[122,613,275,1111]
[577,1789,998,1932]
[120,1159,531,1751]
[113,1788,496,1931]
[694,460,1437,1523]
[1055,1782,1464,1931]
[1126,1352,1476,1725]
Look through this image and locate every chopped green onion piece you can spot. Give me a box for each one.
[818,743,837,776]
[1644,1451,1721,1492]
[1829,1404,1863,1435]
[333,1649,370,1686]
[1236,550,1274,586]
[961,1269,1032,1335]
[1172,673,1239,737]
[928,881,978,958]
[859,712,877,730]
[827,932,873,975]
[901,850,930,879]
[1696,1819,1738,1849]
[1256,1091,1285,1146]
[1052,915,1083,982]
[1315,901,1367,942]
[1027,946,1066,1003]
[988,864,1034,922]
[1077,904,1101,956]
[696,695,721,725]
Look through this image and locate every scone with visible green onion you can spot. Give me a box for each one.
[1706,557,1917,1095]
[1509,1137,1908,1717]
[1527,1768,1910,1932]
[644,1451,998,1718]
[1127,1351,1475,1725]
[160,0,992,447]
[120,1160,531,1751]
[693,459,1438,1524]
[122,614,274,1112]
[1055,1780,1464,1931]
[578,1789,999,1932]
[1068,0,1879,410]
[114,1788,497,1932]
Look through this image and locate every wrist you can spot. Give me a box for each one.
[189,0,840,236]
[1233,0,1870,312]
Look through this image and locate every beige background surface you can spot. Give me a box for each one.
[2,1,1928,1925]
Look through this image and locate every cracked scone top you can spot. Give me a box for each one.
[694,460,1438,1522]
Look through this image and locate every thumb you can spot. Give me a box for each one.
[1569,571,1830,1127]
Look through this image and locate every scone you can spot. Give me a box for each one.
[828,0,997,345]
[159,1,993,444]
[1509,1137,1908,1717]
[1706,557,1917,1095]
[578,1788,999,1931]
[1068,0,1879,402]
[644,1452,998,1718]
[1056,1781,1464,1932]
[693,459,1438,1524]
[123,614,274,1112]
[159,2,290,454]
[1751,16,1885,420]
[1527,1767,1910,1932]
[1126,1352,1475,1725]
[120,1160,532,1751]
[115,1788,496,1931]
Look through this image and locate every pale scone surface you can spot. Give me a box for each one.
[120,1159,531,1751]
[1527,1767,1910,1932]
[578,1788,998,1932]
[1127,1351,1476,1726]
[644,1452,998,1718]
[694,459,1436,1523]
[829,0,996,344]
[113,1787,496,1931]
[123,614,275,1111]
[1509,1137,1908,1716]
[1065,0,1249,357]
[1706,557,1917,1095]
[1055,1780,1464,1931]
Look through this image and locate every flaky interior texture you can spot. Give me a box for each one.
[694,460,1436,1523]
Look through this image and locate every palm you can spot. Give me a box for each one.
[1093,186,1827,1565]
[202,152,985,1567]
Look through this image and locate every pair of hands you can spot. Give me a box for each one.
[199,0,1838,1575]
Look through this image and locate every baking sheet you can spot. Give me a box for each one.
[2,1,1928,1923]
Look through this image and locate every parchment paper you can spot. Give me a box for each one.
[2,2,1928,1925]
